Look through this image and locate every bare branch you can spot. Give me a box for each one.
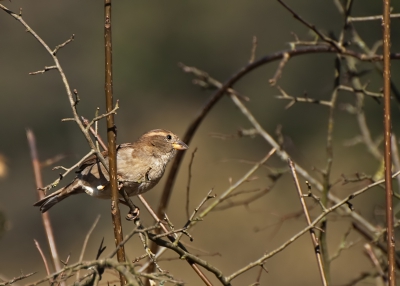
[34,239,50,277]
[39,150,95,194]
[226,171,400,282]
[288,159,327,286]
[269,52,289,86]
[53,34,75,55]
[0,272,36,286]
[76,215,101,280]
[29,66,57,75]
[185,148,198,219]
[249,36,258,64]
[348,13,400,22]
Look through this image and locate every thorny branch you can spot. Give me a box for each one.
[288,159,327,286]
[0,272,36,286]
[225,171,400,282]
[0,4,114,190]
[179,62,398,269]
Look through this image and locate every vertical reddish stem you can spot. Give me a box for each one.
[27,129,62,273]
[382,0,395,285]
[104,1,126,285]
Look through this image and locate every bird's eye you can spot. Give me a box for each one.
[166,134,172,140]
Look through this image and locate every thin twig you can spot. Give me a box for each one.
[138,190,215,273]
[249,36,258,64]
[275,86,332,108]
[329,227,359,262]
[288,159,327,286]
[83,101,119,130]
[179,64,389,261]
[269,52,290,86]
[348,13,400,22]
[158,39,400,233]
[76,215,101,280]
[137,194,214,286]
[81,117,108,150]
[197,149,276,221]
[185,148,197,219]
[213,187,274,211]
[53,34,74,55]
[29,66,57,75]
[148,234,230,286]
[226,171,400,282]
[27,129,62,273]
[148,40,400,265]
[364,243,387,283]
[34,239,51,277]
[391,134,400,195]
[0,272,36,286]
[277,0,343,52]
[27,259,141,286]
[40,150,95,194]
[177,189,216,244]
[338,85,383,98]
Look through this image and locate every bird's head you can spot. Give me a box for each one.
[138,129,188,158]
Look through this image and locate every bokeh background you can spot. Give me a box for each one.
[1,1,400,285]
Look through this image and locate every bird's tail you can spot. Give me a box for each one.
[33,180,81,213]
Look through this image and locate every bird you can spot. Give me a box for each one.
[34,129,188,213]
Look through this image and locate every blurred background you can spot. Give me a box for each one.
[0,0,400,285]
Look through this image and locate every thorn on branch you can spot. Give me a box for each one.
[209,128,258,140]
[346,201,354,211]
[29,65,57,75]
[73,89,80,106]
[52,166,68,171]
[269,52,290,86]
[53,34,75,55]
[275,86,332,108]
[60,255,70,267]
[249,35,258,64]
[0,271,36,286]
[96,237,107,260]
[238,128,259,138]
[61,118,75,122]
[85,100,119,131]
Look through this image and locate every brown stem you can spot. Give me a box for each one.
[288,159,327,286]
[382,0,396,284]
[26,129,62,273]
[103,1,126,285]
[33,239,51,276]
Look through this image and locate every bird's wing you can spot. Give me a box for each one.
[77,143,134,171]
[78,150,107,171]
[116,145,150,183]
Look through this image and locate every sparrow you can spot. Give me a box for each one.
[34,129,188,213]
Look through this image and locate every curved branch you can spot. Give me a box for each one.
[158,44,400,218]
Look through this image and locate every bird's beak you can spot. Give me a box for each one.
[172,140,188,150]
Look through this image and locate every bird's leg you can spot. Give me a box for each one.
[118,184,140,221]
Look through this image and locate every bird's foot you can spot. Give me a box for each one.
[125,207,140,221]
